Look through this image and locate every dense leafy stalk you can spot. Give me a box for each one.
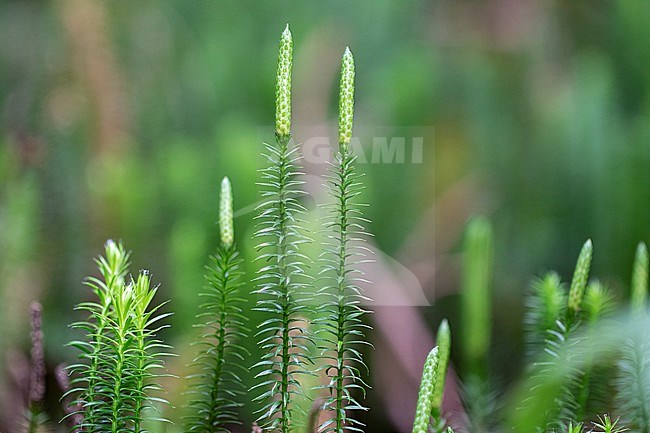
[252,25,312,432]
[317,47,372,433]
[66,240,130,430]
[185,177,249,433]
[616,242,650,433]
[524,272,567,358]
[66,240,171,432]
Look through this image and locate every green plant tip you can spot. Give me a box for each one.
[412,346,440,433]
[631,241,648,312]
[338,46,355,149]
[275,24,292,139]
[432,319,451,413]
[219,176,234,248]
[567,239,593,314]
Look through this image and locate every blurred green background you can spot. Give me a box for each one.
[1,1,650,431]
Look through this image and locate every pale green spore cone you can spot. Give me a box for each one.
[432,319,451,414]
[338,47,355,151]
[412,347,439,433]
[275,24,293,139]
[219,176,234,248]
[567,239,593,315]
[631,241,648,312]
[461,216,493,378]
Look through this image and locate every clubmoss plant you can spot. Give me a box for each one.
[66,240,171,432]
[185,177,249,433]
[315,46,373,433]
[252,24,313,432]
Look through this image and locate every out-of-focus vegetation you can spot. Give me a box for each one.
[2,1,650,432]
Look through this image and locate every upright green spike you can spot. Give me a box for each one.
[219,176,234,248]
[567,239,593,315]
[185,176,248,433]
[432,319,451,416]
[631,242,648,313]
[338,46,355,151]
[461,216,493,378]
[275,24,292,140]
[316,43,370,433]
[253,25,311,432]
[412,347,440,433]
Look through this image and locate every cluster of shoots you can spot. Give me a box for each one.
[252,24,371,432]
[409,218,650,433]
[59,24,372,433]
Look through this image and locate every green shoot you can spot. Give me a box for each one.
[185,177,249,432]
[252,24,313,433]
